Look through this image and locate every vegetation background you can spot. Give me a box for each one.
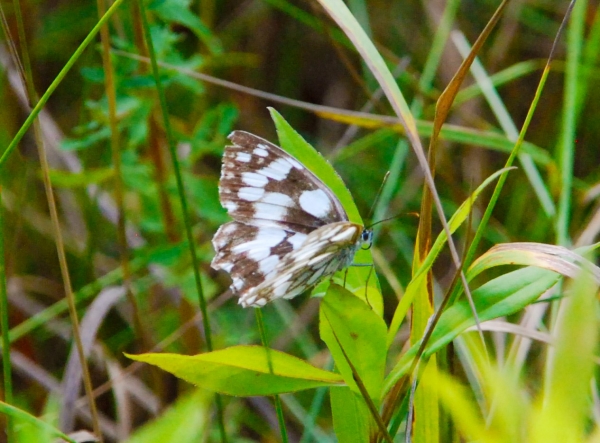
[0,0,599,442]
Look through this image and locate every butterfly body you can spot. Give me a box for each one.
[211,131,371,307]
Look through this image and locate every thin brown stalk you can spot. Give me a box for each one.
[9,0,103,439]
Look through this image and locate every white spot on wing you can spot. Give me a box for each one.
[231,228,287,261]
[261,192,294,207]
[236,152,252,162]
[299,189,332,218]
[259,158,293,181]
[213,223,237,248]
[242,172,268,187]
[213,237,227,249]
[288,233,307,250]
[254,146,269,157]
[254,202,288,221]
[288,158,303,170]
[247,248,269,261]
[331,226,357,242]
[273,280,292,297]
[232,277,244,291]
[238,187,264,201]
[221,262,234,272]
[308,252,333,266]
[223,201,238,212]
[245,294,257,305]
[259,254,280,275]
[291,241,328,263]
[255,228,287,246]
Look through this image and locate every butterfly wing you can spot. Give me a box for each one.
[212,131,361,307]
[218,131,348,234]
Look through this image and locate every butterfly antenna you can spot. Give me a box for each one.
[366,171,391,224]
[366,212,419,230]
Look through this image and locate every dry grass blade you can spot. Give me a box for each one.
[60,287,125,432]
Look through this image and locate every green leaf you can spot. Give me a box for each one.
[434,371,498,442]
[60,126,110,150]
[270,107,361,223]
[151,0,223,55]
[330,387,371,443]
[47,167,115,188]
[126,345,343,396]
[183,172,224,224]
[387,167,511,346]
[125,390,212,443]
[530,266,599,441]
[0,401,77,443]
[384,267,561,393]
[319,284,387,403]
[269,108,381,313]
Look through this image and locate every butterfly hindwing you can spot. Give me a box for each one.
[241,221,364,307]
[211,221,307,297]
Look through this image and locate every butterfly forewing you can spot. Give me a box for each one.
[219,131,348,234]
[212,130,369,307]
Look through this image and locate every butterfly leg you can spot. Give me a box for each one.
[350,263,375,309]
[364,264,374,308]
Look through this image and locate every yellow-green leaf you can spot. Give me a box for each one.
[126,346,343,396]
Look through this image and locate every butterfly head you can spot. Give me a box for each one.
[360,228,373,250]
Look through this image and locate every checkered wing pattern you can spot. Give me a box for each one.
[211,131,368,307]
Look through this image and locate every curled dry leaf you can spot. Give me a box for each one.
[469,242,600,283]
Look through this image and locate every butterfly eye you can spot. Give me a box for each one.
[361,229,373,249]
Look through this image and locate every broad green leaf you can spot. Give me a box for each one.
[127,345,343,396]
[330,387,371,443]
[319,284,386,403]
[0,401,76,443]
[269,108,381,313]
[125,390,211,443]
[387,167,511,347]
[384,267,561,393]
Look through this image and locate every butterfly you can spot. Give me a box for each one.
[211,131,372,307]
